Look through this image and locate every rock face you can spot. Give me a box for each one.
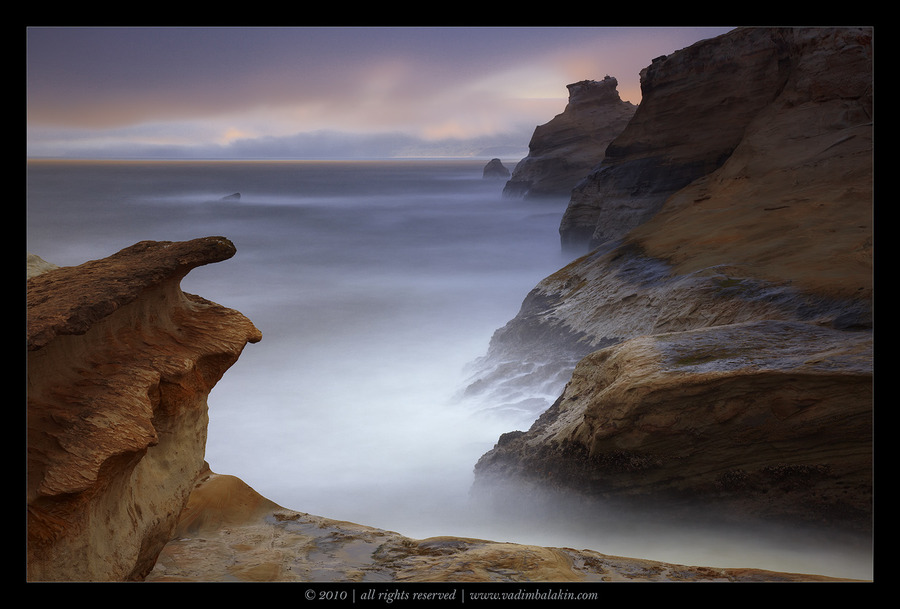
[559,27,873,254]
[475,321,872,528]
[471,27,873,534]
[145,470,854,582]
[503,77,636,199]
[26,237,262,581]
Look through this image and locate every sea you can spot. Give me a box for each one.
[25,159,873,580]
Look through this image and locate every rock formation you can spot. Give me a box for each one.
[24,26,873,583]
[26,237,262,581]
[25,235,855,582]
[144,469,854,582]
[482,158,510,179]
[558,27,873,255]
[471,26,873,535]
[503,77,636,199]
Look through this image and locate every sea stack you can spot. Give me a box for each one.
[503,76,636,199]
[482,158,510,179]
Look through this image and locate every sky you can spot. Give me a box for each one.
[26,26,735,160]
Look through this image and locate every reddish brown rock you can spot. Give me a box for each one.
[26,237,262,581]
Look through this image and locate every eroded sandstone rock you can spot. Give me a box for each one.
[470,26,873,537]
[26,237,262,581]
[559,27,872,255]
[145,470,856,582]
[474,320,873,531]
[503,77,636,199]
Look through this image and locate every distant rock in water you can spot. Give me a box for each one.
[220,192,241,201]
[503,76,636,199]
[482,158,510,179]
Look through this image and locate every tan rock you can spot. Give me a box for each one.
[146,471,858,582]
[26,237,262,581]
[559,27,872,257]
[475,320,873,531]
[26,253,59,278]
[626,28,872,300]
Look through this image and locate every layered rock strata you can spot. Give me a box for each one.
[472,26,873,534]
[503,77,636,199]
[474,320,872,529]
[145,469,855,582]
[558,27,873,255]
[26,237,262,581]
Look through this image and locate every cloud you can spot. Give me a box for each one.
[26,26,734,159]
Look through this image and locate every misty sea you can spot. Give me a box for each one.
[26,159,872,580]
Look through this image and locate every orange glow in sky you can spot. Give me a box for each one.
[26,26,734,159]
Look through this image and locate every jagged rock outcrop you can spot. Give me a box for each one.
[559,27,873,254]
[482,158,510,179]
[145,470,855,582]
[503,77,636,199]
[26,237,262,581]
[471,27,873,534]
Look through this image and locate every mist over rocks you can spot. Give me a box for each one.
[24,26,873,583]
[24,237,853,583]
[474,320,873,531]
[503,76,636,199]
[26,237,262,581]
[471,26,873,536]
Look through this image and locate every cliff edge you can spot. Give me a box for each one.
[26,237,262,581]
[471,26,873,535]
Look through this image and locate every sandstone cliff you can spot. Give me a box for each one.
[26,237,262,581]
[472,26,873,535]
[558,27,872,255]
[503,77,636,199]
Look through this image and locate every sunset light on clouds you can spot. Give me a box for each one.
[26,26,734,159]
